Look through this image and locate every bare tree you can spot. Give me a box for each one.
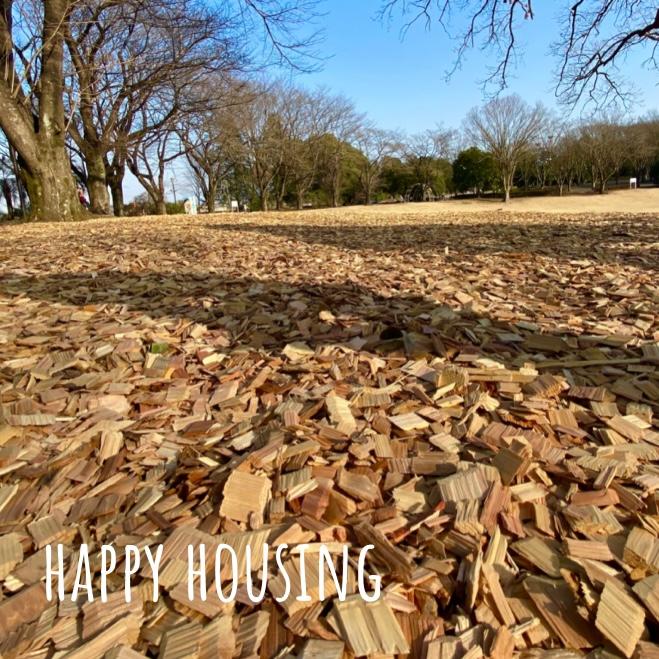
[0,0,323,221]
[240,0,325,71]
[550,125,584,196]
[316,95,363,207]
[579,117,628,194]
[380,1,659,107]
[269,82,304,210]
[531,120,564,190]
[404,127,456,194]
[466,95,546,202]
[127,108,184,215]
[180,120,232,214]
[178,80,251,213]
[354,126,401,205]
[0,0,85,221]
[0,134,24,215]
[556,3,659,106]
[227,81,288,212]
[0,178,13,216]
[624,117,659,184]
[63,0,242,215]
[272,86,339,210]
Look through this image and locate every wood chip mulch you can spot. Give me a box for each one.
[0,208,657,658]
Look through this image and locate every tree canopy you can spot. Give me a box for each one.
[453,147,497,195]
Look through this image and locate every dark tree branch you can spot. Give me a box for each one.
[380,0,657,108]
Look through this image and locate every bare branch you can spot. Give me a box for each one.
[380,0,658,108]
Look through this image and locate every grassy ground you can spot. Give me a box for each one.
[382,186,659,214]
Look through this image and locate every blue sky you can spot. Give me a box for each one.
[124,0,659,201]
[301,0,659,132]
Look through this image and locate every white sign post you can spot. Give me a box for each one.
[184,199,198,215]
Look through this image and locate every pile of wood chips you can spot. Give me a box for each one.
[0,207,657,658]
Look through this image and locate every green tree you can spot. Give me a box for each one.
[453,147,496,195]
[380,157,414,197]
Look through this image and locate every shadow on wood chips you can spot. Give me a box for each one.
[209,218,658,270]
[0,269,649,364]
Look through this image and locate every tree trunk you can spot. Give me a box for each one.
[259,194,269,212]
[9,147,26,216]
[2,187,13,216]
[207,181,217,213]
[109,177,124,216]
[502,171,512,203]
[21,146,83,221]
[598,179,606,194]
[83,147,110,214]
[363,172,373,205]
[296,191,303,210]
[275,176,286,211]
[331,160,342,207]
[331,179,340,207]
[156,198,167,215]
[106,155,126,216]
[0,0,83,221]
[1,175,13,217]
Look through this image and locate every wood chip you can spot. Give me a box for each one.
[595,580,645,657]
[219,470,271,523]
[327,595,410,656]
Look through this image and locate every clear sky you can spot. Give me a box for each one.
[123,0,659,202]
[300,0,659,133]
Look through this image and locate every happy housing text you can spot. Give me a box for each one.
[45,542,382,604]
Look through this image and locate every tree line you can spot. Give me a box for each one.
[1,0,658,220]
[0,0,322,221]
[132,86,659,213]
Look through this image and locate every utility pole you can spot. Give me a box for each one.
[171,177,177,204]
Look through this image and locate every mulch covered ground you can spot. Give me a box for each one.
[0,208,657,658]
